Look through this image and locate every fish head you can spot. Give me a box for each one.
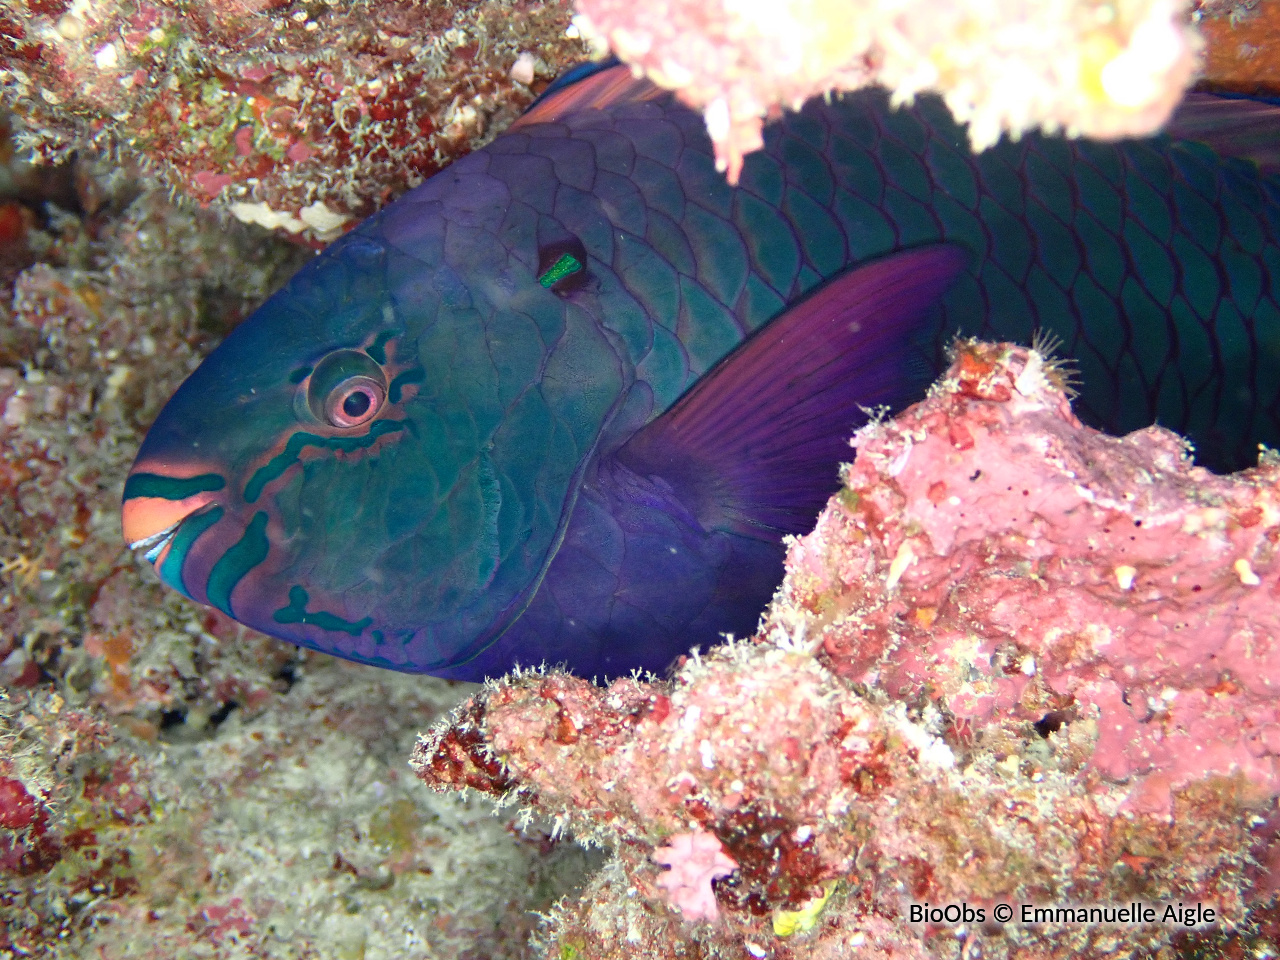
[122,163,610,675]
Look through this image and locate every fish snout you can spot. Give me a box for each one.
[121,468,226,566]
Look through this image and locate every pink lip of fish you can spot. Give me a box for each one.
[123,481,221,563]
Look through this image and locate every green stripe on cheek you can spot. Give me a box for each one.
[158,506,224,598]
[273,584,372,635]
[205,512,271,618]
[366,330,396,364]
[387,367,425,403]
[123,472,225,501]
[243,419,405,504]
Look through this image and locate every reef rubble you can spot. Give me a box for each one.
[414,341,1280,959]
[0,0,586,240]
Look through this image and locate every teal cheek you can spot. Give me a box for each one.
[158,506,225,597]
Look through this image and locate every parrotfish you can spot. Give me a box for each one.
[122,63,1280,681]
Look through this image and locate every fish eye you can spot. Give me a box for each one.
[307,350,387,428]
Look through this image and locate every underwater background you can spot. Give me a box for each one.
[1,0,1280,957]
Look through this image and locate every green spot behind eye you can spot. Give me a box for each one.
[288,366,313,384]
[538,253,583,288]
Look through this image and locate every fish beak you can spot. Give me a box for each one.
[121,490,218,566]
[127,517,181,563]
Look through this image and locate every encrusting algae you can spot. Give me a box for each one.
[0,0,589,241]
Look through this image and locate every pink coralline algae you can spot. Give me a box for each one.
[413,341,1280,959]
[653,830,738,923]
[807,339,1280,817]
[0,0,586,238]
[571,0,1203,181]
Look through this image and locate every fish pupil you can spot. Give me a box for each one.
[343,390,371,418]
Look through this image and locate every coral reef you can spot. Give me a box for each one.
[7,0,1275,226]
[0,134,598,959]
[0,145,305,705]
[0,0,586,239]
[571,0,1203,181]
[5,0,1280,953]
[799,341,1280,819]
[413,342,1280,959]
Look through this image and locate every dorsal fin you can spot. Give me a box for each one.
[1167,91,1280,175]
[511,61,665,130]
[617,245,968,538]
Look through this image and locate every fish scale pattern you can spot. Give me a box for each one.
[809,95,1280,472]
[542,90,1280,472]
